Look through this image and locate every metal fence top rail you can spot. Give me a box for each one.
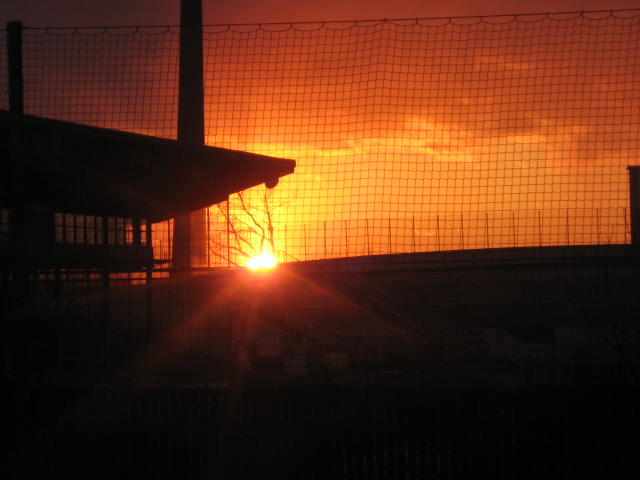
[5,8,639,33]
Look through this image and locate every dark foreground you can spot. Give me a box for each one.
[4,245,640,478]
[5,383,639,479]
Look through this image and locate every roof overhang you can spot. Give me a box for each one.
[1,110,295,221]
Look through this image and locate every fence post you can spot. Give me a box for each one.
[283,223,288,260]
[624,207,629,244]
[538,210,543,247]
[145,267,153,337]
[145,213,153,336]
[303,224,308,260]
[101,270,111,375]
[485,211,489,248]
[226,199,231,268]
[366,218,371,255]
[6,21,31,310]
[344,219,349,256]
[7,21,24,115]
[324,220,327,257]
[411,214,416,252]
[629,166,640,244]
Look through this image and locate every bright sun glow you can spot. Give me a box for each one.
[246,250,278,271]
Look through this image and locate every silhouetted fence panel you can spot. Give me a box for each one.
[5,385,640,479]
[256,207,632,263]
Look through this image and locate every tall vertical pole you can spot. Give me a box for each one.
[8,21,24,115]
[7,21,30,307]
[5,21,26,379]
[629,166,640,245]
[145,223,153,338]
[173,0,205,272]
[101,270,111,376]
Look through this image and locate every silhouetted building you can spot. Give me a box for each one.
[0,109,295,273]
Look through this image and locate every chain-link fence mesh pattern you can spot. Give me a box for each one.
[2,11,639,267]
[18,26,180,138]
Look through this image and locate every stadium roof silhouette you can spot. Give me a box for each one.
[1,109,295,221]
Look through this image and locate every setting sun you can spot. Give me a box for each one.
[246,250,278,271]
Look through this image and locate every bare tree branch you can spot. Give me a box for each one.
[208,188,280,267]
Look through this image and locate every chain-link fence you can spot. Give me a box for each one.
[2,10,639,267]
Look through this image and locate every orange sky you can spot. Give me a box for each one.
[197,12,639,263]
[2,3,638,265]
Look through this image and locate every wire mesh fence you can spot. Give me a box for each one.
[18,25,180,138]
[206,207,631,263]
[2,10,639,267]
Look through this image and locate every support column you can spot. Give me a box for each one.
[629,166,640,244]
[4,21,26,381]
[7,22,29,307]
[101,270,111,377]
[173,0,206,272]
[8,21,24,115]
[145,223,153,338]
